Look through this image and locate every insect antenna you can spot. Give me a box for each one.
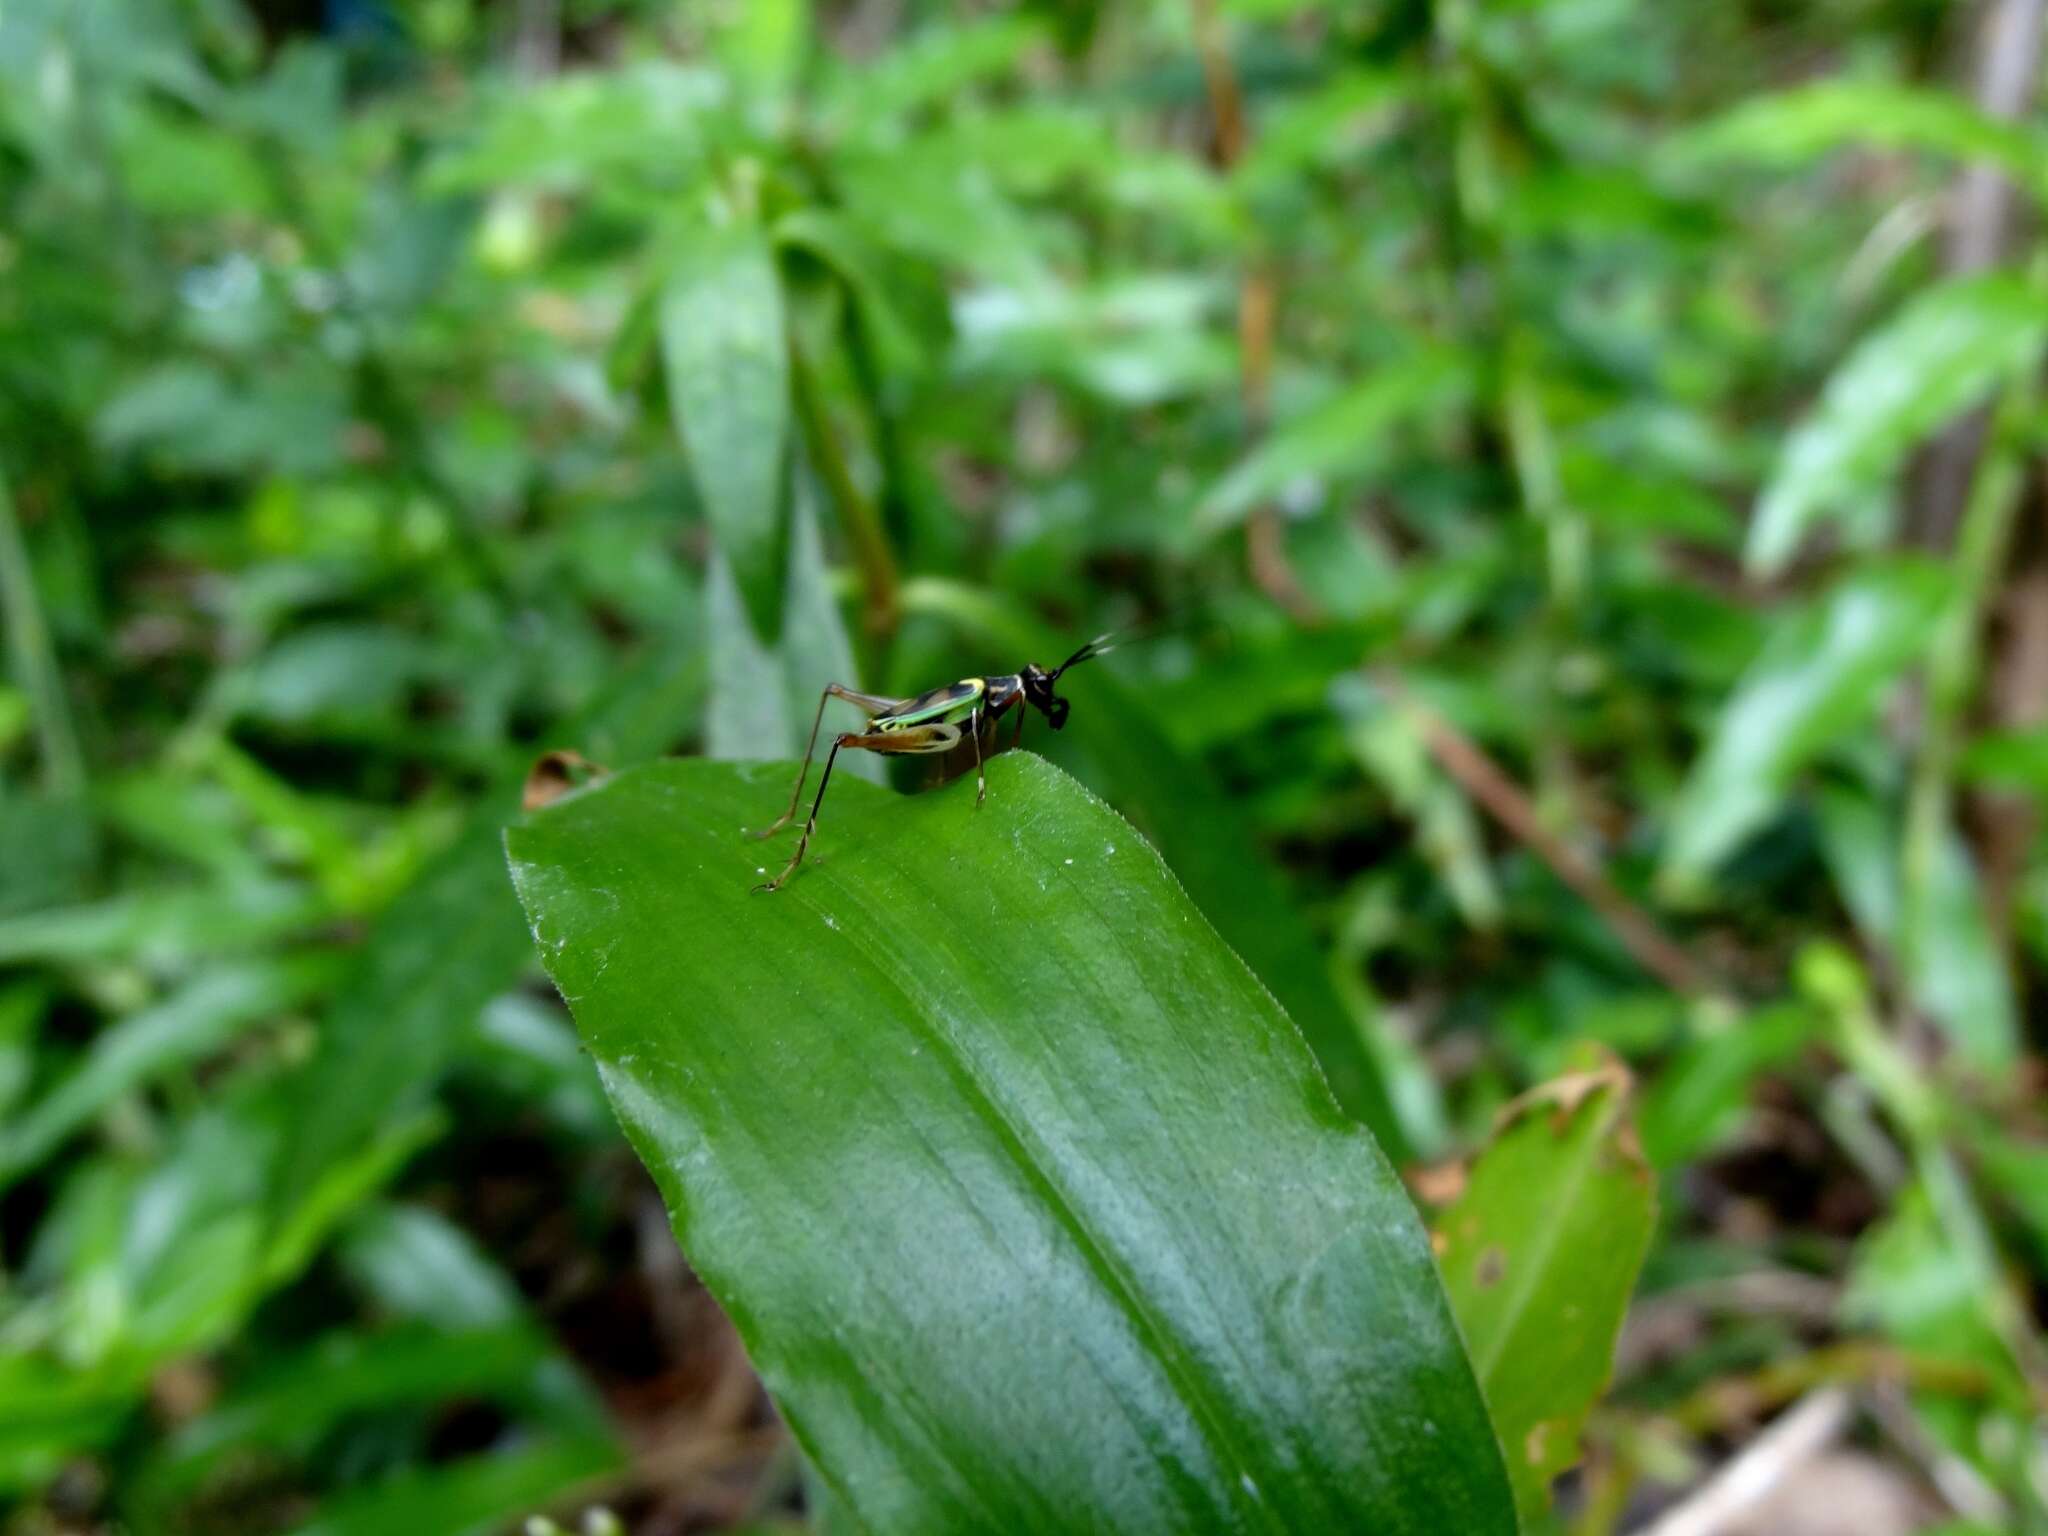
[1049,612,1229,681]
[1050,632,1121,680]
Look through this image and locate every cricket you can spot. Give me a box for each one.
[749,632,1122,891]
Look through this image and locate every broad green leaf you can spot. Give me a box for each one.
[336,1202,525,1330]
[662,223,790,640]
[1960,723,2048,790]
[900,578,1405,1152]
[711,0,807,97]
[0,791,93,917]
[1659,562,1948,894]
[1666,82,2048,208]
[954,273,1235,407]
[1433,1063,1655,1526]
[508,755,1514,1535]
[1843,1186,2031,1479]
[1749,275,2048,576]
[0,1357,136,1495]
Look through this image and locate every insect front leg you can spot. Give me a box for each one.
[970,704,987,806]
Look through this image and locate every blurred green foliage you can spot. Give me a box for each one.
[1,0,2046,1531]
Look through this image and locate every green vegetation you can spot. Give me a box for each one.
[2,1,2044,1532]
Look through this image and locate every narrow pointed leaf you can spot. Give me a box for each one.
[1748,275,2048,576]
[662,224,790,639]
[1433,1063,1655,1526]
[1816,787,2018,1070]
[1660,561,1948,894]
[1665,82,2048,207]
[707,477,881,783]
[507,755,1514,1536]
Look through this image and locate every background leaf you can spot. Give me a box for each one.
[662,223,791,640]
[508,755,1514,1535]
[1432,1061,1656,1526]
[1660,561,1949,894]
[1667,82,2048,207]
[1748,275,2048,576]
[270,628,704,1230]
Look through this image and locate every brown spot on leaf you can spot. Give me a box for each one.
[1476,1245,1506,1287]
[1492,1053,1634,1138]
[524,749,608,811]
[1408,1159,1468,1206]
[1525,1420,1555,1466]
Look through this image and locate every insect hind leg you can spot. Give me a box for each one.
[754,723,959,892]
[756,735,852,892]
[755,683,901,840]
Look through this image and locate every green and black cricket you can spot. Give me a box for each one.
[750,632,1120,891]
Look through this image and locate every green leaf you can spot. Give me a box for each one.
[1666,82,2048,208]
[1748,275,2048,576]
[1331,674,1501,932]
[336,1202,525,1330]
[1635,1005,1816,1169]
[0,879,324,968]
[706,480,880,783]
[662,223,791,640]
[1659,561,1949,895]
[0,959,332,1184]
[1433,1063,1655,1526]
[138,1322,567,1509]
[1198,349,1475,533]
[286,1436,622,1536]
[508,755,1514,1535]
[1816,785,2018,1069]
[422,62,719,193]
[775,208,940,379]
[0,791,94,917]
[270,628,705,1236]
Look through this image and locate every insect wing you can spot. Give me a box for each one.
[877,677,986,729]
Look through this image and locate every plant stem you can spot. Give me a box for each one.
[1900,370,2034,1030]
[0,464,84,795]
[788,335,900,640]
[1191,0,1321,622]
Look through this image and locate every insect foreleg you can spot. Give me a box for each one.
[970,704,987,806]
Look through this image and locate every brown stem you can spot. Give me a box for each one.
[787,336,901,639]
[1373,667,1718,1000]
[1191,0,1323,624]
[1909,0,2046,550]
